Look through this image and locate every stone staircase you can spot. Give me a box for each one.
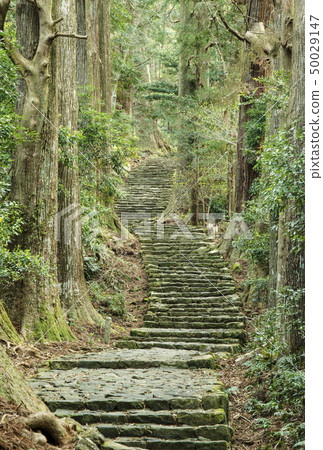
[30,157,245,450]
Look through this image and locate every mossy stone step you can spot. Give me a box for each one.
[49,349,216,370]
[31,367,229,413]
[112,438,229,449]
[143,321,244,330]
[116,340,241,354]
[149,293,240,300]
[130,328,245,341]
[146,309,241,316]
[55,408,227,426]
[97,423,233,441]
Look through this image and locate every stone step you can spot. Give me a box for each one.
[148,289,236,296]
[30,368,229,413]
[116,340,241,354]
[112,438,229,449]
[120,337,240,348]
[149,294,240,302]
[97,423,233,442]
[49,349,216,370]
[148,304,242,312]
[147,308,241,315]
[130,328,245,341]
[148,282,235,289]
[147,272,231,278]
[143,261,230,268]
[143,321,244,330]
[56,408,227,426]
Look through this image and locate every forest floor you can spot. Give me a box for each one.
[1,231,292,449]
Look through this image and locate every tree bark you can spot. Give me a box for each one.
[1,0,73,340]
[57,0,103,326]
[268,0,293,304]
[98,0,112,114]
[280,0,305,352]
[234,0,273,212]
[76,0,88,87]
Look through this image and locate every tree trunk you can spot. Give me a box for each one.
[227,144,235,215]
[98,0,111,114]
[234,0,273,212]
[268,0,293,304]
[279,0,305,352]
[57,0,103,326]
[76,0,88,87]
[5,0,73,340]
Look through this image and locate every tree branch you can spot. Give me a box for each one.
[53,32,87,40]
[2,34,31,71]
[136,52,156,67]
[231,0,249,30]
[212,1,245,41]
[53,17,63,26]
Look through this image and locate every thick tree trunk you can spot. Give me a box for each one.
[57,0,103,326]
[3,0,73,340]
[87,0,101,109]
[234,0,273,212]
[227,144,235,215]
[98,0,112,114]
[268,0,293,304]
[0,301,47,410]
[280,0,305,352]
[76,0,87,87]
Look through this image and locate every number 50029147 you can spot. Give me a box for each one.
[310,15,319,75]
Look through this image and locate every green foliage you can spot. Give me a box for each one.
[233,231,269,270]
[244,289,305,447]
[242,92,267,158]
[243,71,290,160]
[243,277,269,303]
[209,193,227,214]
[256,122,305,253]
[90,283,127,317]
[77,86,138,201]
[0,202,49,282]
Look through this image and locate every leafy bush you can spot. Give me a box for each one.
[243,277,269,303]
[233,231,269,270]
[0,202,49,282]
[209,193,227,214]
[244,288,305,447]
[77,86,138,202]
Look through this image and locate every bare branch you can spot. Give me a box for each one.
[212,1,245,41]
[136,52,156,67]
[53,17,63,26]
[231,0,249,30]
[53,32,87,40]
[167,4,179,24]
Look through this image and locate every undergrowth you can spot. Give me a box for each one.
[243,289,305,448]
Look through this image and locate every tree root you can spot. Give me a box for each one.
[25,412,67,445]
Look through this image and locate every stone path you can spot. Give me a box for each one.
[30,157,245,449]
